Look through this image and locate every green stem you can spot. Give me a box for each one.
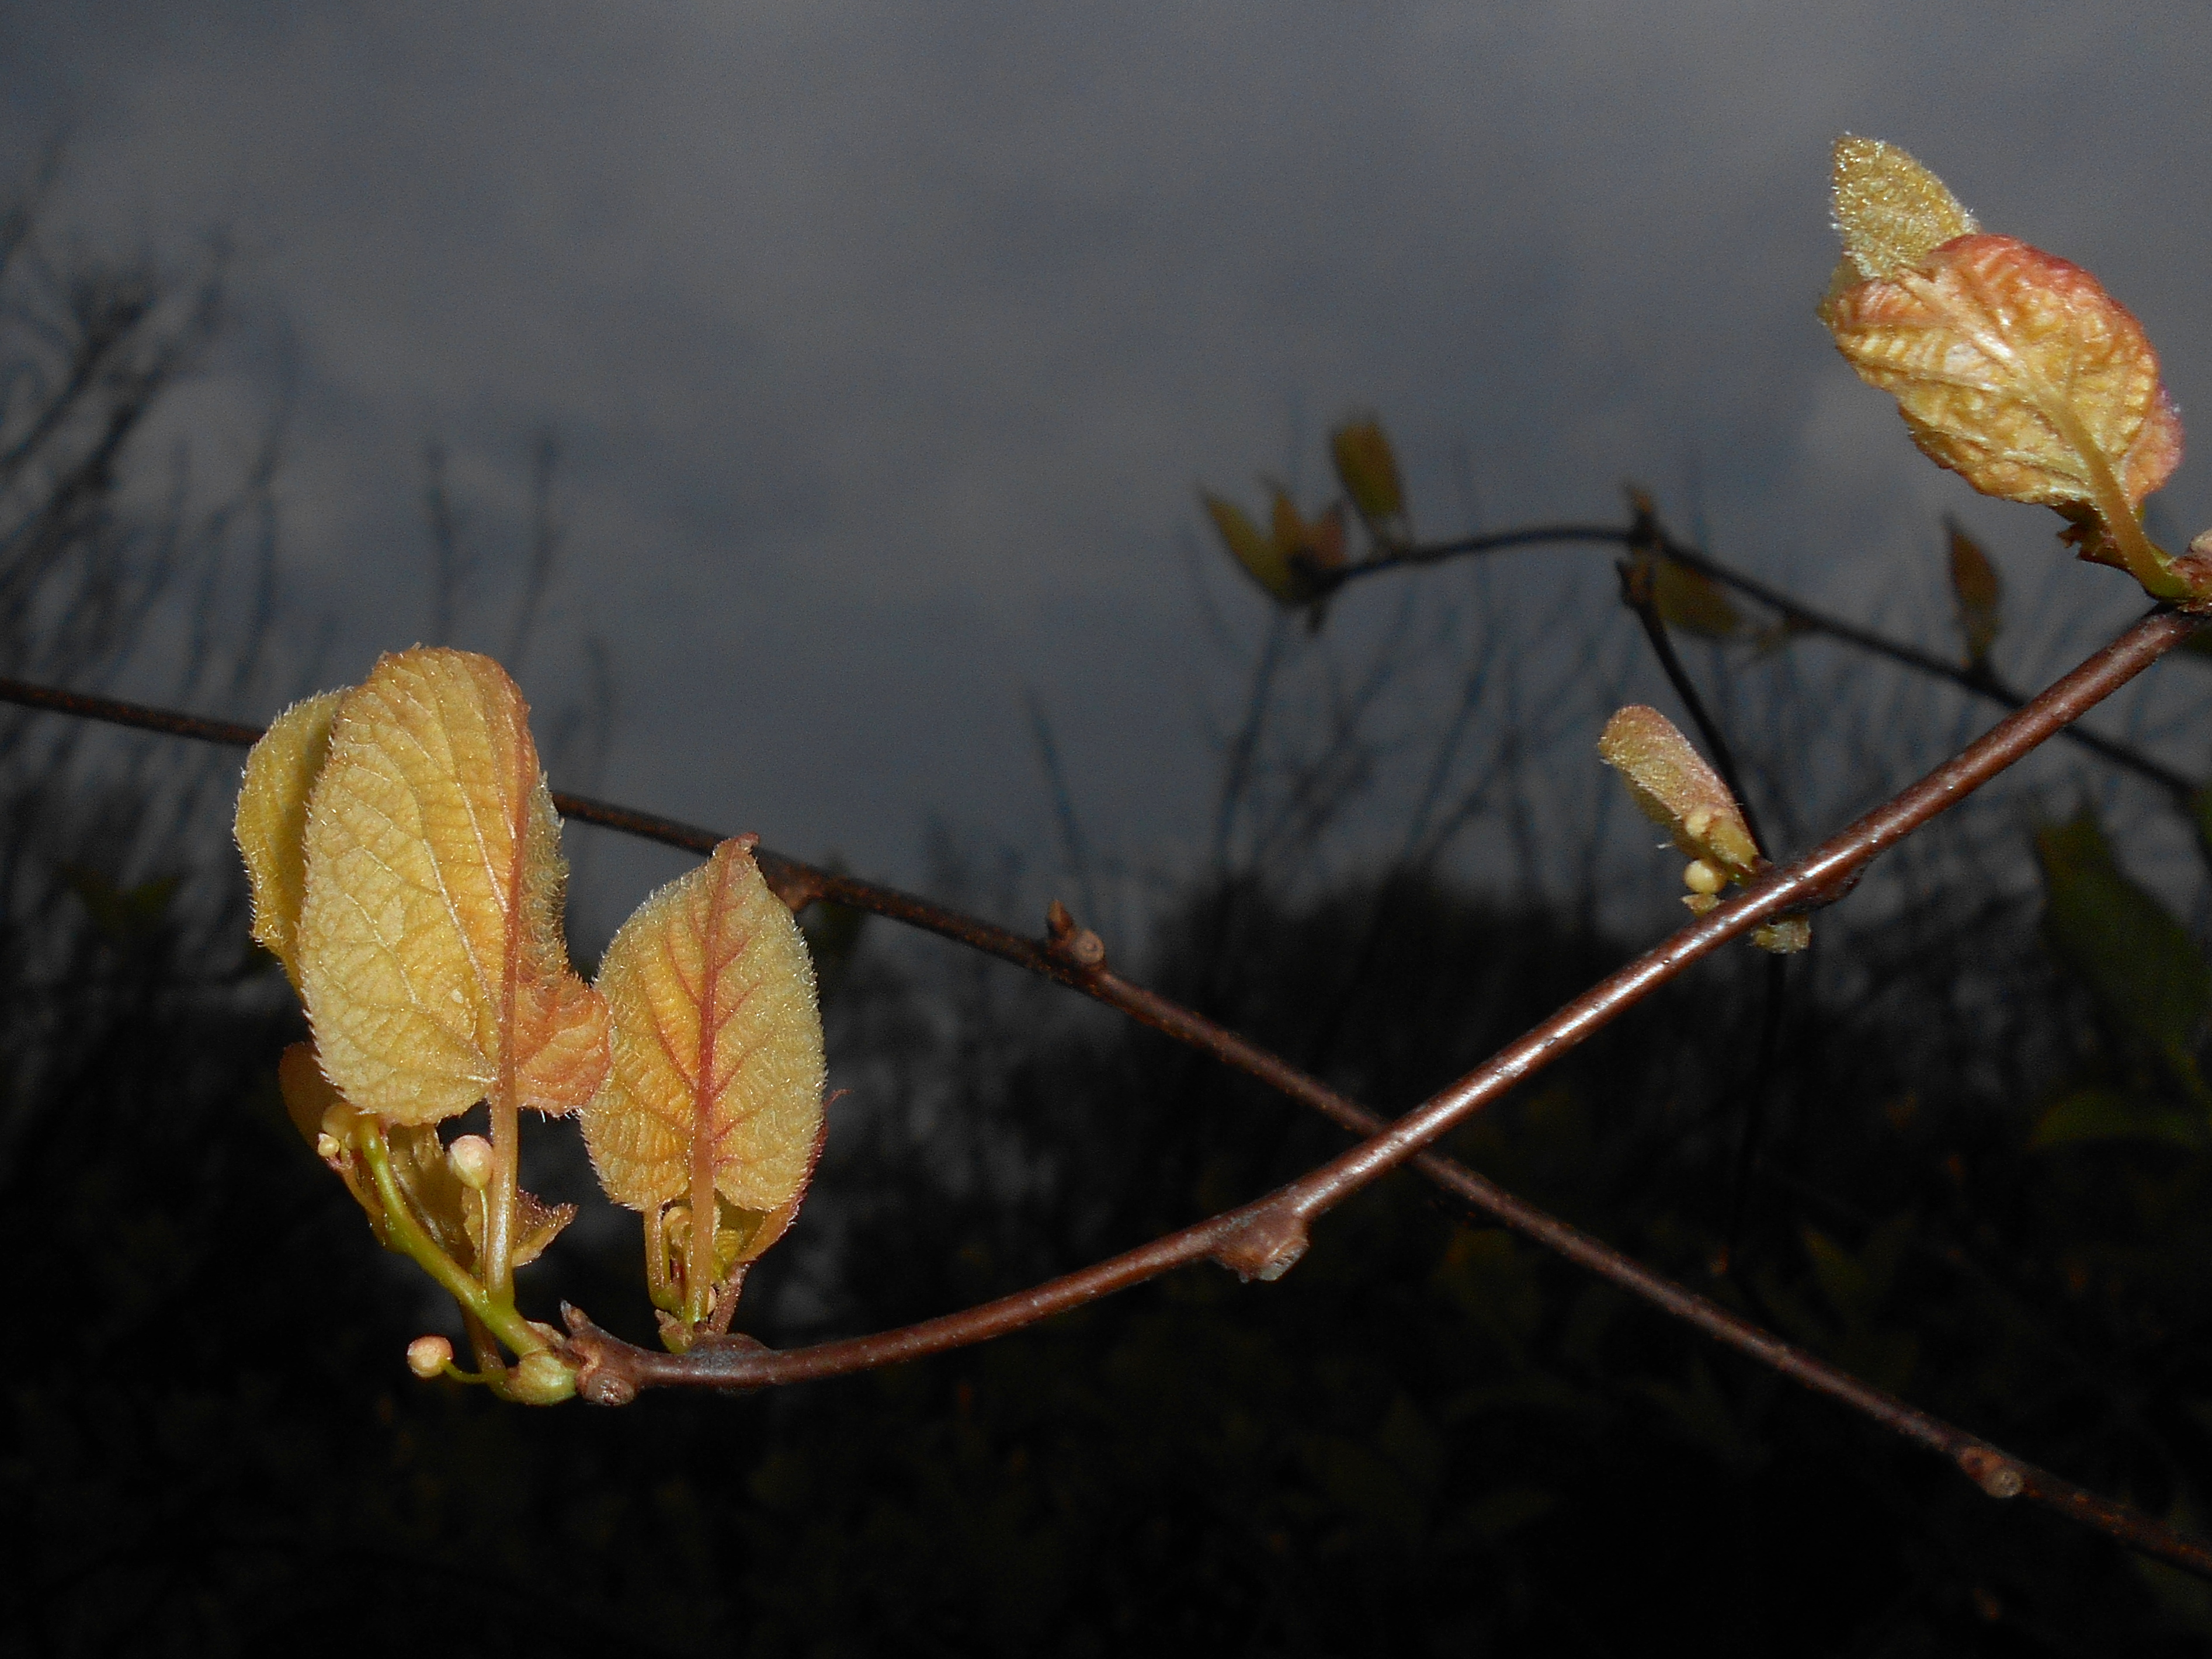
[357,1121,546,1359]
[483,1090,519,1304]
[2051,402,2185,599]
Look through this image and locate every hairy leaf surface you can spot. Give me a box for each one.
[1829,136,1976,283]
[583,837,824,1229]
[296,648,608,1126]
[236,692,343,988]
[1824,234,2181,576]
[1596,705,1759,876]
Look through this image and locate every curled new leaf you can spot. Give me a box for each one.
[1203,491,1323,607]
[295,648,609,1127]
[1200,486,1349,630]
[1946,520,2002,668]
[1821,142,2184,598]
[582,837,826,1327]
[1650,558,1741,640]
[1330,415,1408,540]
[1268,488,1348,578]
[1598,706,1759,878]
[236,692,343,988]
[1829,136,1977,284]
[1598,706,1806,952]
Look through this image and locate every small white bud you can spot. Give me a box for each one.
[446,1134,494,1190]
[406,1335,454,1379]
[1683,859,1724,896]
[314,1133,343,1161]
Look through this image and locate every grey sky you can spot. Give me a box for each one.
[9,3,2212,930]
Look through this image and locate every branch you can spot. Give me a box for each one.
[1227,608,2201,1268]
[8,622,2211,1581]
[1339,518,2203,800]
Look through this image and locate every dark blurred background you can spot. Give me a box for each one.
[9,6,2212,1655]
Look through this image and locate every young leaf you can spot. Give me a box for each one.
[1330,415,1408,539]
[1650,558,1741,640]
[1598,706,1805,952]
[1829,136,1977,284]
[1824,228,2184,596]
[2035,812,2210,1078]
[235,691,343,988]
[582,837,826,1323]
[2030,1088,2208,1151]
[1946,520,2002,668]
[1268,487,1348,577]
[1596,705,1759,878]
[1202,490,1321,606]
[294,648,609,1128]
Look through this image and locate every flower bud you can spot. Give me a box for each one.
[446,1134,494,1190]
[406,1335,453,1379]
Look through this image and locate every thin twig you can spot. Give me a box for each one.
[1614,529,1790,1273]
[1341,519,2201,800]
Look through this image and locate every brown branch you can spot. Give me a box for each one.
[1225,608,2203,1271]
[8,628,2212,1581]
[562,918,2212,1578]
[1337,519,2203,800]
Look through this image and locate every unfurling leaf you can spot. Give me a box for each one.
[1203,491,1325,607]
[1828,136,1977,284]
[1598,706,1805,953]
[1201,485,1349,629]
[582,837,826,1330]
[1598,706,1759,877]
[1821,141,2184,599]
[1330,415,1408,540]
[295,648,609,1127]
[236,692,343,988]
[1650,558,1741,640]
[1946,520,2002,668]
[1268,487,1348,577]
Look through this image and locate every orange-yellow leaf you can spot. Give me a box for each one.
[1829,136,1977,283]
[582,835,824,1240]
[294,648,609,1127]
[1824,232,2183,593]
[1597,705,1760,877]
[1651,558,1741,640]
[1946,520,2002,666]
[1203,490,1314,606]
[279,1037,346,1148]
[1268,488,1348,575]
[235,692,343,988]
[1330,415,1407,530]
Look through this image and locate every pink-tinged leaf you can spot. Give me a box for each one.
[1824,232,2183,595]
[582,837,825,1325]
